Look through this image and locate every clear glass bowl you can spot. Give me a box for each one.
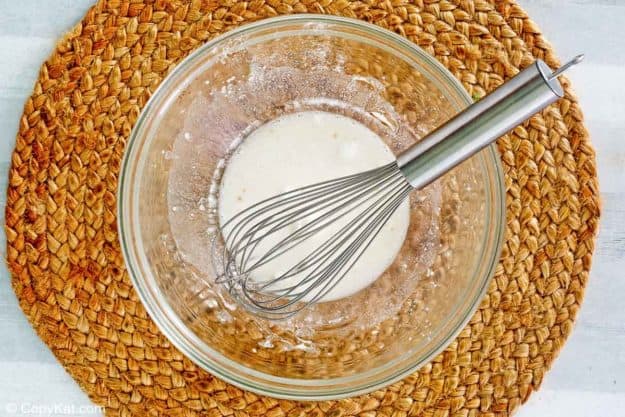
[118,15,505,400]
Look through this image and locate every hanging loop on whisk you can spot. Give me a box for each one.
[549,54,584,80]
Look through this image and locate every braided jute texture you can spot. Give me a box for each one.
[5,0,600,416]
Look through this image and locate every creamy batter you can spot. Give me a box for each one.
[219,111,410,302]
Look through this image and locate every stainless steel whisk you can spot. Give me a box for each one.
[214,55,584,320]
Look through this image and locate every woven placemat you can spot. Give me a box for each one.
[5,0,600,416]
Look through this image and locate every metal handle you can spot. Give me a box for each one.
[397,55,584,189]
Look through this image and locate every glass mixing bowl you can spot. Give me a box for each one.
[118,15,505,400]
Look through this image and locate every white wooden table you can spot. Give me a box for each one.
[1,1,623,416]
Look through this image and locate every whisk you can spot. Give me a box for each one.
[214,55,584,320]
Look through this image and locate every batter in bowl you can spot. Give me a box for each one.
[219,111,410,302]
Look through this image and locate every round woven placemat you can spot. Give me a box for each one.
[5,0,600,416]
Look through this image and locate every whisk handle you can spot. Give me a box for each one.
[397,55,583,189]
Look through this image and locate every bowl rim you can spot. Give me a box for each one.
[118,13,506,400]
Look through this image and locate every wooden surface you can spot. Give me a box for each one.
[0,1,622,416]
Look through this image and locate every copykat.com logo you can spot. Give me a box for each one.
[4,402,103,416]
